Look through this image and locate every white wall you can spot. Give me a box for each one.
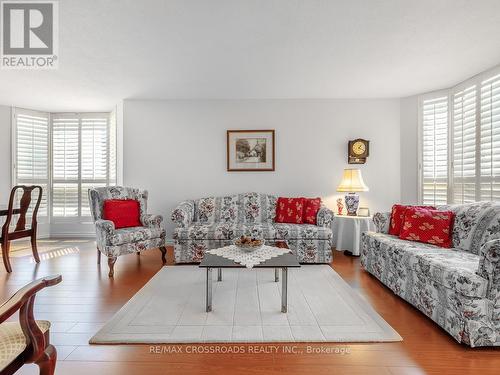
[123,99,401,237]
[399,96,419,204]
[0,105,11,204]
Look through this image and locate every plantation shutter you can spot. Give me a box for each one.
[480,74,500,201]
[452,85,477,203]
[80,114,110,216]
[51,113,112,219]
[14,108,49,217]
[52,114,80,217]
[109,109,117,185]
[421,97,448,205]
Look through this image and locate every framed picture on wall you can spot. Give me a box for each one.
[227,130,275,171]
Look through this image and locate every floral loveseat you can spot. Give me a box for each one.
[361,202,500,347]
[171,192,334,263]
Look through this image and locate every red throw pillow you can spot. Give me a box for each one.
[103,199,142,229]
[275,197,305,224]
[399,207,454,248]
[389,204,435,236]
[303,198,322,225]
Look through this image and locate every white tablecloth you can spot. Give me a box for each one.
[206,245,291,268]
[334,215,375,256]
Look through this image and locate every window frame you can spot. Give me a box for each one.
[11,107,51,223]
[50,112,113,224]
[418,64,500,204]
[417,89,452,205]
[11,108,116,226]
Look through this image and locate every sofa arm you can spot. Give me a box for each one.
[373,212,391,233]
[477,239,500,300]
[141,214,164,228]
[95,219,115,249]
[317,206,334,227]
[171,200,195,228]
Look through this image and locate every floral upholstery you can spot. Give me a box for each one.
[438,202,500,255]
[0,321,50,371]
[373,211,391,233]
[109,227,165,246]
[172,192,334,264]
[361,202,500,347]
[88,186,166,258]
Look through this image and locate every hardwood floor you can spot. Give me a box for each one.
[1,239,498,375]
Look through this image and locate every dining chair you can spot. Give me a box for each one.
[0,274,62,375]
[0,185,43,273]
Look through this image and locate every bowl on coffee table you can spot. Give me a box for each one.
[234,236,264,252]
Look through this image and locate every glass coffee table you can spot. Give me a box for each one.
[199,244,301,313]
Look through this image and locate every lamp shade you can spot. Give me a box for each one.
[336,169,369,192]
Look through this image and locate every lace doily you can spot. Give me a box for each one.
[206,245,291,268]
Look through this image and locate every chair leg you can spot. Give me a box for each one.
[97,249,101,264]
[160,246,167,265]
[31,232,40,263]
[35,344,57,375]
[108,256,117,277]
[1,240,12,273]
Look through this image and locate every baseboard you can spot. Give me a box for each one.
[49,232,96,239]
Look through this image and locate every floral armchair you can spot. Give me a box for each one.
[88,186,167,277]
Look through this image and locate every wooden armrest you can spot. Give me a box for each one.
[0,274,62,363]
[0,275,62,324]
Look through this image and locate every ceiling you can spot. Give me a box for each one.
[1,0,500,111]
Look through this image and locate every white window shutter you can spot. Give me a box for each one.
[51,113,113,219]
[421,97,449,205]
[480,74,500,201]
[452,85,477,204]
[80,114,110,216]
[14,109,49,217]
[52,115,80,217]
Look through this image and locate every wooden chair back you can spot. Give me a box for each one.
[1,185,42,235]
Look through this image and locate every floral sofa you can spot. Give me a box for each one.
[361,202,500,347]
[171,192,334,263]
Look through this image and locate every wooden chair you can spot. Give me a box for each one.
[1,186,43,273]
[0,274,62,375]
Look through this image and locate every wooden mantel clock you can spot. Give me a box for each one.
[348,139,369,164]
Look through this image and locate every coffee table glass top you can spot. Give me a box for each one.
[199,252,301,268]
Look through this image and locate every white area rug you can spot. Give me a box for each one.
[90,265,402,343]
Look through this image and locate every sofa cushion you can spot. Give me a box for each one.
[364,232,488,298]
[173,222,332,241]
[275,197,305,224]
[109,226,166,246]
[389,204,435,236]
[103,199,141,229]
[274,223,332,241]
[438,202,500,254]
[303,198,322,225]
[194,195,241,224]
[193,193,278,224]
[174,223,276,241]
[399,207,454,248]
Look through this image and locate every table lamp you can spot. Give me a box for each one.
[336,169,369,216]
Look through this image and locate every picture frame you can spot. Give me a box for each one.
[227,130,275,171]
[357,207,370,217]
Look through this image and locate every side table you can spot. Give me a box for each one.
[334,214,375,256]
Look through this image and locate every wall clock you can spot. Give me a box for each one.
[348,139,369,164]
